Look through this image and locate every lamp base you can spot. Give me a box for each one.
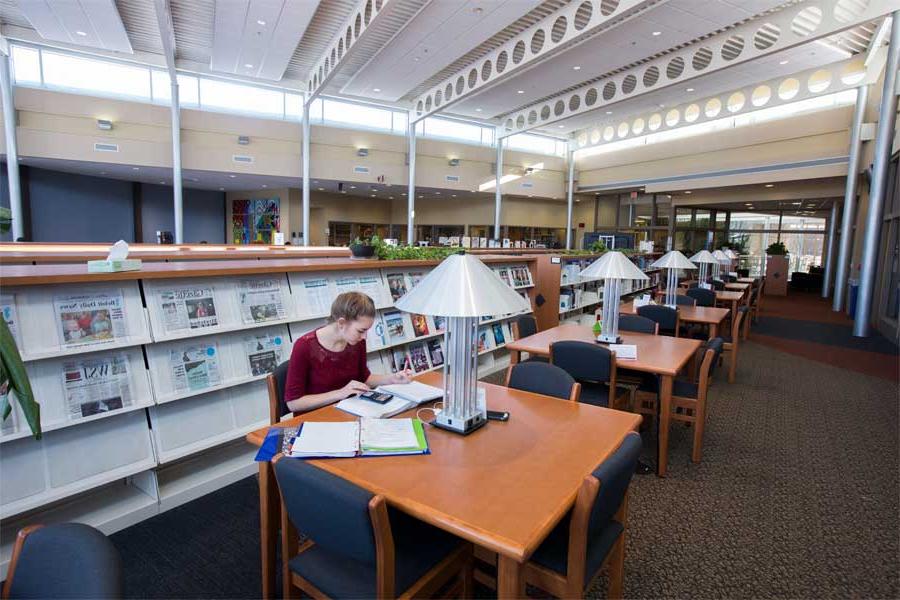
[596,334,622,344]
[433,411,486,435]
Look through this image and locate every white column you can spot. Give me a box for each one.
[407,115,416,245]
[565,150,575,250]
[854,12,900,336]
[0,53,24,241]
[170,80,183,243]
[822,200,840,298]
[302,100,311,246]
[494,137,503,240]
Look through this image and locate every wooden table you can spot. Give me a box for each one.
[725,282,750,294]
[506,325,701,478]
[715,290,745,319]
[246,371,640,599]
[737,277,757,284]
[620,300,730,339]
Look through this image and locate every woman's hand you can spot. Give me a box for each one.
[391,369,413,384]
[340,379,371,398]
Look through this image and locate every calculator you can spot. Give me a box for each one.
[359,391,394,404]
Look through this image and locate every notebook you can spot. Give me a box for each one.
[288,418,429,458]
[336,381,443,418]
[609,344,637,360]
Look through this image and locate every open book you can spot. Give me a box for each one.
[336,381,443,418]
[288,418,429,458]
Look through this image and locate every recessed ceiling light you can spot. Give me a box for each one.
[684,190,692,194]
[371,194,376,197]
[779,60,789,65]
[132,167,140,171]
[75,30,87,36]
[159,181,165,184]
[745,203,753,206]
[451,194,457,197]
[686,87,694,92]
[793,202,802,205]
[244,63,254,69]
[100,171,106,175]
[219,187,225,191]
[256,19,266,26]
[517,90,524,94]
[317,187,324,191]
[229,174,237,178]
[350,185,356,189]
[435,192,441,195]
[262,184,267,188]
[373,88,381,92]
[606,110,612,114]
[652,31,661,36]
[765,184,774,188]
[389,196,394,199]
[573,66,581,71]
[413,57,420,62]
[558,125,565,128]
[475,108,482,112]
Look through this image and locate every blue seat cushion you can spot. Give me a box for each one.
[289,508,461,597]
[578,382,611,407]
[530,513,624,586]
[672,379,698,399]
[522,355,550,364]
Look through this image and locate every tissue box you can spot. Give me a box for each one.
[87,259,143,273]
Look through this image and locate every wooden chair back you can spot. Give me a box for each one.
[267,360,291,425]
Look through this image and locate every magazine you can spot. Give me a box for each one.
[238,279,286,324]
[245,333,285,376]
[55,292,127,347]
[433,315,446,332]
[386,273,408,302]
[300,278,334,316]
[426,338,444,368]
[492,322,506,346]
[170,343,221,392]
[496,268,513,287]
[477,329,491,352]
[407,271,425,289]
[383,310,408,344]
[367,313,388,349]
[160,288,218,333]
[1,294,20,346]
[62,354,132,420]
[411,314,430,338]
[389,348,410,373]
[408,342,431,373]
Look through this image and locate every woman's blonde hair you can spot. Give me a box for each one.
[328,291,376,323]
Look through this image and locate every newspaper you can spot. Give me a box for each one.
[357,273,386,305]
[170,343,221,392]
[245,333,285,376]
[160,288,219,333]
[300,278,334,316]
[55,292,127,347]
[0,294,20,346]
[238,279,286,324]
[62,354,132,420]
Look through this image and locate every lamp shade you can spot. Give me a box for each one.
[580,251,649,281]
[723,248,737,259]
[394,253,530,317]
[713,249,729,261]
[690,250,718,264]
[651,250,697,270]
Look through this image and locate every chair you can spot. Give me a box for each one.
[674,295,696,307]
[710,279,726,291]
[736,268,750,278]
[511,315,549,363]
[618,314,658,335]
[522,432,642,599]
[670,339,722,464]
[275,457,472,600]
[636,304,680,337]
[505,361,581,403]
[2,523,123,599]
[725,274,737,283]
[267,360,292,425]
[686,287,716,308]
[685,281,699,289]
[549,341,627,409]
[722,310,745,383]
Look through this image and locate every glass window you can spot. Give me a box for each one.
[694,209,711,229]
[11,46,40,84]
[422,117,484,144]
[285,93,303,120]
[782,232,825,273]
[730,211,780,230]
[391,112,408,134]
[675,208,693,228]
[715,210,728,229]
[151,71,199,106]
[780,214,826,231]
[42,50,150,100]
[310,98,324,121]
[199,78,283,117]
[322,98,392,130]
[506,133,564,155]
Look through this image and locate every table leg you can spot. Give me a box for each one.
[259,460,278,599]
[708,322,718,340]
[658,375,673,477]
[497,555,523,599]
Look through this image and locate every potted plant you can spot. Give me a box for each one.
[349,235,377,259]
[765,241,787,256]
[0,318,41,439]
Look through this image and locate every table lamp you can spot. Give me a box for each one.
[650,250,697,308]
[580,251,648,343]
[712,249,730,280]
[394,252,531,435]
[690,250,717,284]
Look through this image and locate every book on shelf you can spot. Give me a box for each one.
[387,347,411,373]
[408,342,431,373]
[491,322,506,346]
[410,313,431,338]
[426,338,444,368]
[288,418,429,458]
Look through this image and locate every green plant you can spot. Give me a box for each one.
[0,207,10,234]
[0,318,40,439]
[589,239,607,254]
[369,235,457,261]
[765,241,788,255]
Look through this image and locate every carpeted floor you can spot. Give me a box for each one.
[110,341,899,599]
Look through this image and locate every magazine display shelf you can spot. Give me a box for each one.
[0,255,536,579]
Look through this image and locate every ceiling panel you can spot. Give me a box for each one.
[116,0,163,54]
[170,0,215,64]
[15,0,133,53]
[340,0,543,102]
[282,0,370,81]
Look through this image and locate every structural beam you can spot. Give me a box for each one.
[494,137,503,240]
[411,0,661,122]
[153,0,183,243]
[854,11,900,336]
[565,151,575,250]
[501,0,898,137]
[407,114,416,245]
[0,46,23,241]
[301,100,311,246]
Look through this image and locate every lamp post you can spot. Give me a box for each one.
[580,252,649,343]
[650,250,697,307]
[690,250,718,284]
[395,252,530,435]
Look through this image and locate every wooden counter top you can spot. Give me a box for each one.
[0,243,351,264]
[0,254,536,286]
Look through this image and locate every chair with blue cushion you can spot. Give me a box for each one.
[2,523,123,599]
[522,432,642,599]
[505,361,581,403]
[275,457,472,600]
[267,360,291,425]
[686,287,716,308]
[674,295,696,307]
[636,304,680,337]
[618,314,658,335]
[511,315,549,363]
[549,341,627,409]
[670,340,722,464]
[710,279,726,291]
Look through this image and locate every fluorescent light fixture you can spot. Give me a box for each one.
[606,110,612,114]
[373,88,381,92]
[262,184,267,188]
[652,31,661,36]
[686,88,694,92]
[132,167,140,171]
[75,30,87,36]
[779,59,789,65]
[257,19,266,26]
[558,125,565,128]
[96,119,113,130]
[517,90,524,94]
[765,184,774,188]
[573,66,581,71]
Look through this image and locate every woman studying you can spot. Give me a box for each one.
[284,291,412,413]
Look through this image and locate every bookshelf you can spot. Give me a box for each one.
[0,254,536,578]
